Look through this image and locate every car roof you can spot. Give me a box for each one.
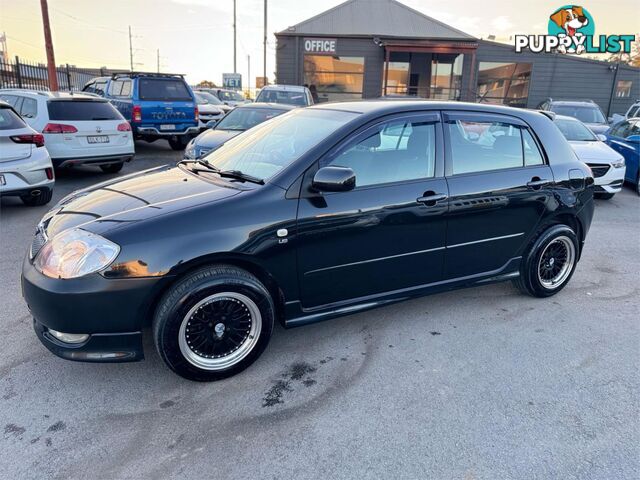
[260,84,307,92]
[0,89,106,102]
[0,100,12,108]
[235,102,297,111]
[549,100,599,107]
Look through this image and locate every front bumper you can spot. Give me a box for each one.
[22,255,169,363]
[588,163,625,194]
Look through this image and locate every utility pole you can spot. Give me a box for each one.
[157,49,160,73]
[39,0,58,91]
[233,0,237,73]
[129,25,134,71]
[263,0,267,85]
[247,54,250,91]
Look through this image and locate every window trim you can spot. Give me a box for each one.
[306,111,444,193]
[442,111,547,177]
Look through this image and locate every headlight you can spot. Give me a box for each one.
[34,228,120,279]
[184,140,196,159]
[612,159,625,169]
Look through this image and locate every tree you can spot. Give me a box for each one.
[196,80,217,88]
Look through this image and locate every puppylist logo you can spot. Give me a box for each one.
[515,5,635,55]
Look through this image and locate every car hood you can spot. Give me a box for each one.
[569,140,622,163]
[194,129,243,149]
[584,123,609,134]
[43,165,241,237]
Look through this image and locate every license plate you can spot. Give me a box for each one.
[160,124,176,131]
[87,135,109,144]
[0,174,5,186]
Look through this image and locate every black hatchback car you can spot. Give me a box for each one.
[22,101,595,381]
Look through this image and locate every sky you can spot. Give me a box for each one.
[0,0,638,87]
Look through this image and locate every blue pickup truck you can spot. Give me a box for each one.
[83,73,199,150]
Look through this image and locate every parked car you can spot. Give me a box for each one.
[604,117,640,195]
[193,92,226,131]
[611,100,640,124]
[255,84,314,106]
[22,101,594,381]
[0,100,54,205]
[185,103,296,159]
[203,88,249,107]
[538,98,610,135]
[0,89,134,173]
[553,115,625,199]
[83,73,199,150]
[192,88,233,114]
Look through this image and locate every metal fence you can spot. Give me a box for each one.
[0,56,122,92]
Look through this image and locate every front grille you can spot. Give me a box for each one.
[30,230,47,259]
[587,164,610,178]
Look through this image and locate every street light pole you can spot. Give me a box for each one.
[129,26,134,71]
[39,0,58,91]
[263,0,267,85]
[233,0,237,73]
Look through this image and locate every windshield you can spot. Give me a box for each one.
[550,105,606,124]
[554,118,597,141]
[218,90,245,102]
[216,107,286,131]
[256,89,308,106]
[139,78,192,101]
[202,108,358,180]
[196,91,223,105]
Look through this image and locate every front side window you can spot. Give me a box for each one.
[324,118,436,187]
[447,119,543,175]
[202,109,358,180]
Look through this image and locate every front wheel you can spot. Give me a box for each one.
[513,224,579,298]
[153,265,274,381]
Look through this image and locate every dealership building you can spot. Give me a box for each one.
[275,0,639,116]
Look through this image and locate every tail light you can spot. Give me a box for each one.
[132,105,142,122]
[43,123,78,134]
[45,167,54,180]
[10,134,45,147]
[194,106,199,122]
[117,122,132,132]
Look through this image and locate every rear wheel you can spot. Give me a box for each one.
[168,137,187,151]
[153,265,274,381]
[100,162,124,173]
[21,188,52,207]
[513,224,579,298]
[594,192,614,200]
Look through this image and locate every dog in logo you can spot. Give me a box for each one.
[549,6,589,54]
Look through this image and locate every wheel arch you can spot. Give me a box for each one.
[144,253,287,328]
[542,213,584,258]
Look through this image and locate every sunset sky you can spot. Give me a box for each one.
[0,0,638,86]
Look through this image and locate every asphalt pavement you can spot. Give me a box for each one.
[1,141,638,480]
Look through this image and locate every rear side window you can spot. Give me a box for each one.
[0,107,27,130]
[47,101,122,121]
[108,80,132,97]
[447,119,544,175]
[139,78,192,101]
[20,98,37,118]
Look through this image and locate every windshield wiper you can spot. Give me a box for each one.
[217,170,264,184]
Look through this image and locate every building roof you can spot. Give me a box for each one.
[278,0,475,40]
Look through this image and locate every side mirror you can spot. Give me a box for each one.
[312,166,356,192]
[626,135,640,143]
[608,117,613,123]
[596,134,607,142]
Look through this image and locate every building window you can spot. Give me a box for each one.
[303,55,364,103]
[615,80,632,98]
[430,54,463,100]
[477,62,532,107]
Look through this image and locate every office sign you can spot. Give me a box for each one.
[222,73,242,89]
[303,38,337,55]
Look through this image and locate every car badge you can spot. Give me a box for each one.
[96,126,102,133]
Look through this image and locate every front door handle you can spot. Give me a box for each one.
[417,193,448,206]
[527,178,551,189]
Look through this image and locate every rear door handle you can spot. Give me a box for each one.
[527,178,551,189]
[417,193,448,205]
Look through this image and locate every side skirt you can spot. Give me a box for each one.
[284,257,522,328]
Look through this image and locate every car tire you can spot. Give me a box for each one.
[513,224,579,298]
[594,192,614,200]
[152,265,274,381]
[100,162,124,174]
[636,172,640,196]
[168,137,187,151]
[20,188,53,207]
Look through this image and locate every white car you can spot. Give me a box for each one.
[193,91,226,130]
[611,100,640,124]
[192,88,233,114]
[554,115,625,199]
[0,100,54,206]
[0,90,134,173]
[255,84,314,106]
